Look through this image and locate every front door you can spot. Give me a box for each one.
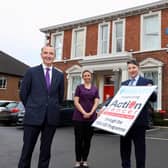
[103,75,114,101]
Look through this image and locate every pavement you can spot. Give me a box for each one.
[0,126,168,168]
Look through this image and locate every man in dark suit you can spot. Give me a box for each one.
[120,60,157,168]
[18,45,64,168]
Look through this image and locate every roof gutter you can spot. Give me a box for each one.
[40,0,168,33]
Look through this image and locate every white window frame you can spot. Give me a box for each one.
[0,76,7,89]
[140,58,163,110]
[97,22,110,56]
[71,27,86,59]
[51,31,64,61]
[66,65,82,99]
[70,75,81,99]
[112,19,125,54]
[140,11,161,51]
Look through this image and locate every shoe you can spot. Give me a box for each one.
[74,162,81,168]
[83,165,89,168]
[80,161,83,166]
[74,166,81,168]
[83,162,89,168]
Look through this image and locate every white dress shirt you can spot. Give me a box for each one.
[42,64,53,84]
[129,75,140,86]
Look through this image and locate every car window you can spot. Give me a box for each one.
[0,102,11,107]
[17,102,25,110]
[6,102,17,109]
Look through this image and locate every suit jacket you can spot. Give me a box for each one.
[121,76,157,127]
[20,65,64,126]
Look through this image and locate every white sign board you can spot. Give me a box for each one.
[92,86,157,136]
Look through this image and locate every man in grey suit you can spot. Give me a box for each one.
[18,45,64,168]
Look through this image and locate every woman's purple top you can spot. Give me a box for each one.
[73,84,99,122]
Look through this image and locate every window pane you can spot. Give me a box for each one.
[0,77,7,89]
[143,35,159,50]
[115,21,123,53]
[76,30,83,42]
[143,71,158,109]
[116,38,122,52]
[101,25,108,40]
[56,48,62,60]
[100,24,108,54]
[75,46,83,57]
[116,22,123,37]
[74,30,84,57]
[54,34,63,60]
[72,76,81,98]
[144,71,158,85]
[102,41,108,54]
[18,80,22,89]
[144,15,159,34]
[0,79,2,87]
[143,14,159,50]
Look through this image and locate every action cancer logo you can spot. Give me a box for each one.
[108,100,142,110]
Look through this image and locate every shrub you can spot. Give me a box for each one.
[152,112,168,126]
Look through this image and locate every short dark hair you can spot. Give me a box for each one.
[127,59,139,66]
[41,44,54,53]
[82,69,93,77]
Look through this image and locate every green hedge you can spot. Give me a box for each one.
[152,112,168,126]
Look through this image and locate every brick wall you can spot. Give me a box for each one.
[133,50,168,111]
[125,15,140,52]
[85,23,98,56]
[161,9,168,48]
[0,74,21,101]
[63,30,72,59]
[109,22,113,53]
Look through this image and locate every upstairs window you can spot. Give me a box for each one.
[141,12,161,50]
[52,32,64,60]
[112,20,125,53]
[98,23,110,55]
[71,28,86,58]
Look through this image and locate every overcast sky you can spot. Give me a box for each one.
[0,0,159,66]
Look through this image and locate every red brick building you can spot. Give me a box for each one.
[0,51,29,101]
[40,0,168,112]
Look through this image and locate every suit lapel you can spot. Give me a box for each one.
[125,80,130,86]
[37,65,48,92]
[136,76,144,86]
[50,68,58,92]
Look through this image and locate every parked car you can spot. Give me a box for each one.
[0,101,24,125]
[59,100,74,126]
[0,100,14,110]
[16,100,74,126]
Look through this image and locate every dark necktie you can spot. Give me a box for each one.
[45,68,50,90]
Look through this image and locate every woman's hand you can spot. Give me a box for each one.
[83,112,92,119]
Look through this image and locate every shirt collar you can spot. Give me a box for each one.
[130,75,139,82]
[42,63,52,70]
